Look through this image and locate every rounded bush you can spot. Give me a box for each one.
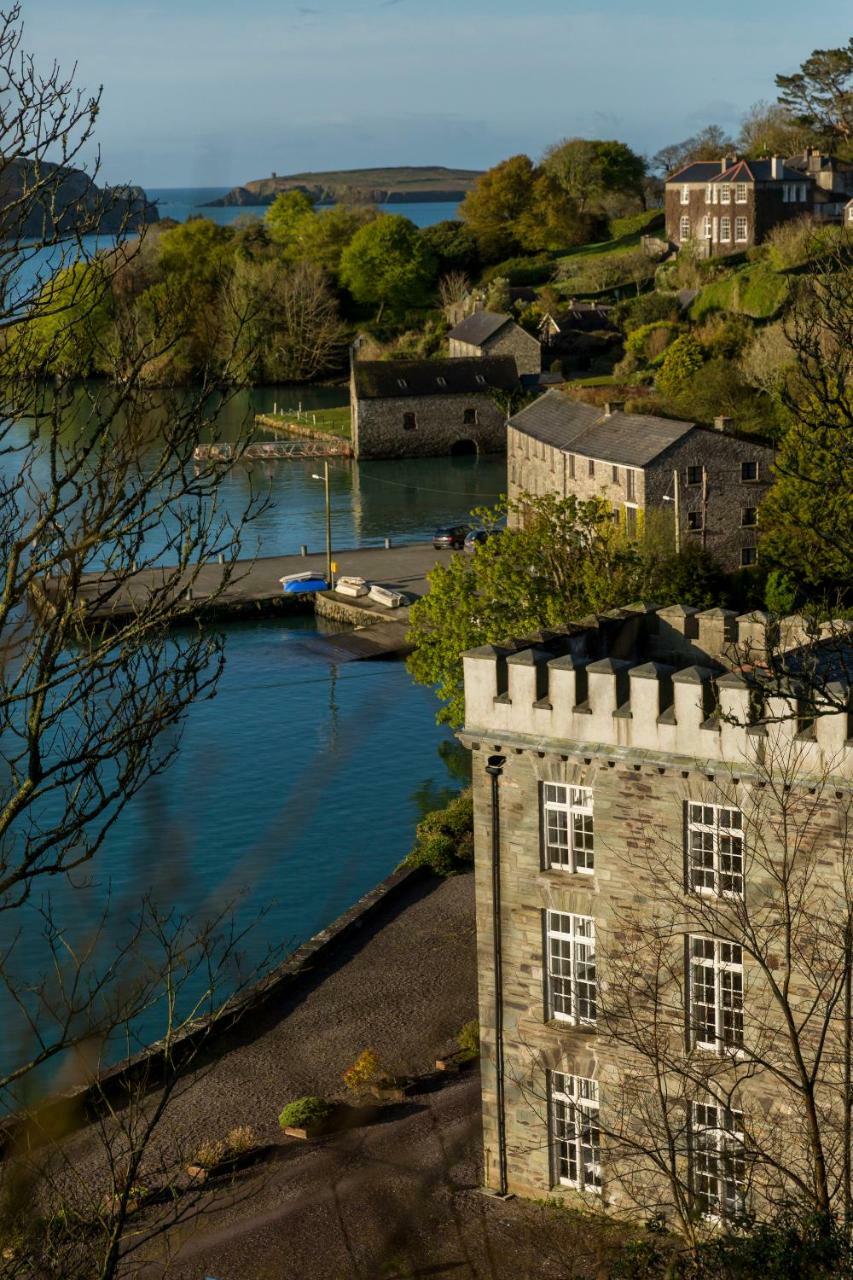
[278,1096,334,1130]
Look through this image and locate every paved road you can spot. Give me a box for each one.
[47,541,456,623]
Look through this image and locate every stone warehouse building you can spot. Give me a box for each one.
[507,390,775,572]
[664,155,815,256]
[447,311,542,377]
[350,356,518,459]
[459,605,852,1223]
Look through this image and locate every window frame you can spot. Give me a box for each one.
[686,802,744,898]
[740,546,757,567]
[686,464,702,486]
[551,1072,602,1193]
[679,215,691,242]
[687,510,703,531]
[702,214,712,240]
[588,458,595,478]
[720,216,731,243]
[740,460,759,482]
[463,406,478,426]
[625,469,636,501]
[720,184,731,205]
[688,935,744,1053]
[735,216,748,243]
[735,183,747,204]
[542,783,594,874]
[741,507,757,527]
[546,910,596,1026]
[680,184,690,205]
[402,410,417,431]
[690,1099,746,1222]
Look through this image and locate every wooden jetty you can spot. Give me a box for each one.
[36,542,444,659]
[193,440,352,462]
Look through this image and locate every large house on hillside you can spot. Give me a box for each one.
[664,155,815,256]
[507,390,775,571]
[448,311,541,377]
[350,355,518,460]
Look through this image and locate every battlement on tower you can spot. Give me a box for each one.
[462,605,852,777]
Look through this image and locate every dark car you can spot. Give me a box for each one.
[432,524,469,550]
[463,528,503,554]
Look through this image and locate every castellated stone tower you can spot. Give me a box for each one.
[459,604,852,1227]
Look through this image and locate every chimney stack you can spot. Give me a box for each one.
[721,154,737,172]
[771,155,782,179]
[603,401,625,418]
[714,415,733,432]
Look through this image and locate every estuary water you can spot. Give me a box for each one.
[2,393,505,1077]
[147,187,461,228]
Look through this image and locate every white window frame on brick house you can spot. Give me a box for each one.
[686,802,744,897]
[551,1072,602,1192]
[546,911,596,1025]
[681,184,690,205]
[735,183,747,204]
[679,215,691,242]
[702,214,712,239]
[720,216,731,242]
[735,216,748,242]
[705,183,713,202]
[720,184,731,204]
[688,936,744,1052]
[690,1099,746,1221]
[542,784,594,873]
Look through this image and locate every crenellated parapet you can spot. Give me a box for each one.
[462,606,852,779]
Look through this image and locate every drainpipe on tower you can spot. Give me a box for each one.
[486,753,508,1196]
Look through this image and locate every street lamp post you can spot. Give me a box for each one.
[312,461,332,585]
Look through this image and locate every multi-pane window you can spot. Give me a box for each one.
[691,1100,746,1220]
[688,937,744,1051]
[551,1073,602,1192]
[720,184,731,204]
[705,183,713,202]
[741,460,758,481]
[702,214,712,239]
[735,216,748,242]
[680,215,691,241]
[686,803,744,897]
[686,464,702,485]
[626,469,636,501]
[735,183,747,203]
[546,911,596,1024]
[543,784,594,873]
[720,216,731,242]
[681,184,690,205]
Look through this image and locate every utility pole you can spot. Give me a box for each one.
[701,466,708,550]
[672,467,681,555]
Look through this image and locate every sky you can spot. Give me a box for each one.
[23,0,853,190]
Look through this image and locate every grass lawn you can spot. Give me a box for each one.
[563,374,617,386]
[555,209,664,269]
[266,405,352,439]
[690,261,789,321]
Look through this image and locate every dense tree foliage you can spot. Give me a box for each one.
[776,39,853,154]
[458,154,538,262]
[542,137,646,211]
[339,214,437,319]
[407,494,729,726]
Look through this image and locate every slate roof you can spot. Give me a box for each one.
[667,158,807,184]
[446,311,512,346]
[509,389,696,467]
[352,356,519,400]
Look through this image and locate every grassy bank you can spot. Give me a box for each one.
[257,405,352,440]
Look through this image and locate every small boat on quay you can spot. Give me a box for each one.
[280,571,329,594]
[335,576,369,598]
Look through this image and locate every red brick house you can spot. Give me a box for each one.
[664,156,814,256]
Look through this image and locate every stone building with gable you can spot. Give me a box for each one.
[350,355,518,459]
[507,389,775,572]
[664,155,815,256]
[447,311,541,377]
[459,604,853,1223]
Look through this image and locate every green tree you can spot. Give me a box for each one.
[738,100,818,157]
[515,171,600,251]
[419,219,481,275]
[655,332,704,398]
[298,202,379,275]
[263,189,316,255]
[458,154,536,262]
[650,124,737,177]
[407,494,643,726]
[542,138,646,212]
[339,214,436,319]
[776,39,853,153]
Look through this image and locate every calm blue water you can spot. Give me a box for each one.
[148,187,461,228]
[1,409,504,1079]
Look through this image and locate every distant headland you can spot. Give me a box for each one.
[201,166,483,208]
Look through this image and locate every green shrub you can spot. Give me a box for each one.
[656,333,704,397]
[457,1019,480,1060]
[278,1096,334,1129]
[765,569,798,615]
[613,291,680,332]
[625,321,680,362]
[404,788,473,876]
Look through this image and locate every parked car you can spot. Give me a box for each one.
[463,528,503,554]
[432,525,469,550]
